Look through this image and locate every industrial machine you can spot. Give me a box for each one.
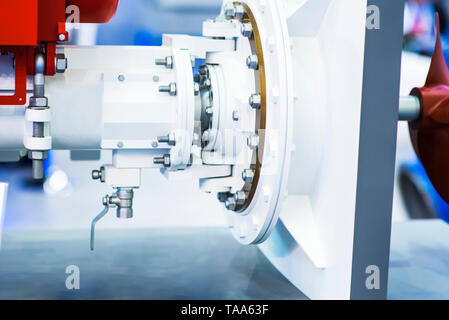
[0,0,443,300]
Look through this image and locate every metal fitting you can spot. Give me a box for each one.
[157,133,176,146]
[194,82,200,96]
[249,93,261,110]
[241,22,253,37]
[92,167,105,183]
[55,54,68,73]
[232,110,240,121]
[115,188,134,219]
[225,197,237,211]
[155,56,174,69]
[205,106,213,115]
[202,130,210,143]
[154,154,171,168]
[246,55,259,70]
[159,82,177,96]
[29,97,48,108]
[234,191,247,205]
[224,3,244,20]
[247,134,259,150]
[217,192,229,203]
[242,169,254,184]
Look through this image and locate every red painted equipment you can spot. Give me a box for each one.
[0,0,119,105]
[410,13,449,204]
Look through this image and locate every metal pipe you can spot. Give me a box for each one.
[399,96,421,122]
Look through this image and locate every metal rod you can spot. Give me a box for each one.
[399,96,421,122]
[90,204,110,251]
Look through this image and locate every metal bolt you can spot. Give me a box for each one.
[249,93,261,109]
[92,170,102,180]
[224,6,236,19]
[234,191,247,205]
[201,78,211,90]
[247,134,259,150]
[205,106,213,115]
[118,74,125,82]
[59,34,66,41]
[159,82,177,96]
[234,4,245,19]
[92,167,105,182]
[241,22,253,37]
[242,169,254,184]
[232,110,239,121]
[225,197,237,211]
[202,130,210,143]
[246,55,259,70]
[154,154,171,167]
[218,192,229,203]
[155,56,173,69]
[29,97,48,108]
[158,133,176,146]
[55,54,68,73]
[194,82,200,96]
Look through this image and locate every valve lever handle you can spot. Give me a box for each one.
[90,199,110,251]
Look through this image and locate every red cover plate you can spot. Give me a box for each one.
[67,0,120,23]
[0,0,38,46]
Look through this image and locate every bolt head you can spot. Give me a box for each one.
[165,56,174,69]
[206,106,213,115]
[194,82,200,96]
[169,82,177,96]
[241,22,253,37]
[234,191,247,205]
[234,4,245,19]
[247,134,259,150]
[163,155,171,167]
[202,130,210,143]
[232,110,240,121]
[242,169,255,184]
[217,192,229,203]
[55,54,67,73]
[59,34,66,41]
[249,93,261,109]
[246,55,259,70]
[224,6,236,19]
[225,197,237,211]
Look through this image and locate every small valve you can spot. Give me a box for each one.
[90,188,135,251]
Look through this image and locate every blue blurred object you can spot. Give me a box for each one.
[400,161,449,222]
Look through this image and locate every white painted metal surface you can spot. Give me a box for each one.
[0,183,7,249]
[259,0,368,299]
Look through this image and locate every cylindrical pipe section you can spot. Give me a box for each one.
[399,96,421,122]
[32,159,44,180]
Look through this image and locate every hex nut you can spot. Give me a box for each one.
[247,134,259,150]
[241,22,253,37]
[246,55,259,70]
[242,169,255,184]
[249,94,261,109]
[225,197,237,211]
[29,97,48,108]
[55,54,68,73]
[234,191,247,205]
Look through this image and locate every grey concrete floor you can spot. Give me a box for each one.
[0,227,307,300]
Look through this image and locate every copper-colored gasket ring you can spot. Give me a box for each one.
[235,3,266,213]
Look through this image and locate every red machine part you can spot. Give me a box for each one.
[410,13,449,204]
[67,0,120,23]
[0,0,119,105]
